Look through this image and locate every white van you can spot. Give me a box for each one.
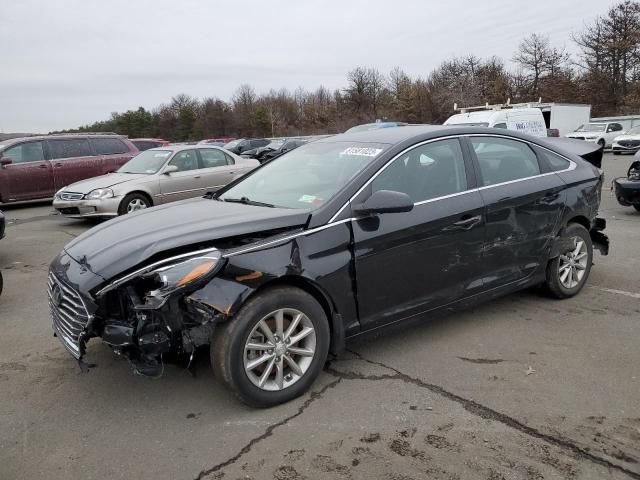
[444,108,547,137]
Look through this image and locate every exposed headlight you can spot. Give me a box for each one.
[85,188,114,200]
[145,254,221,300]
[55,187,67,198]
[96,249,222,308]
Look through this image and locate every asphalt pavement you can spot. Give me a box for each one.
[1,153,638,480]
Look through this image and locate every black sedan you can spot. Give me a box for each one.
[613,158,640,211]
[48,126,608,406]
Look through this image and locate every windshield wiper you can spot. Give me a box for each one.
[222,196,276,208]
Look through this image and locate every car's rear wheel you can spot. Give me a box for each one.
[118,193,150,215]
[211,286,330,407]
[634,205,640,212]
[544,223,593,299]
[598,139,606,149]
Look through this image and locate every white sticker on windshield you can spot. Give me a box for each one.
[298,194,317,203]
[340,147,383,157]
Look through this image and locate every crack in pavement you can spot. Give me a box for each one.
[193,377,342,480]
[329,349,640,479]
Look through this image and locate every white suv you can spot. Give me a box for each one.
[566,122,624,148]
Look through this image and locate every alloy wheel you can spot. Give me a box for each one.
[127,198,148,213]
[558,236,589,289]
[243,308,316,391]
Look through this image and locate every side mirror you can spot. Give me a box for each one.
[163,165,178,175]
[0,157,13,167]
[353,190,414,216]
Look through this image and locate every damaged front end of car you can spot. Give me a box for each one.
[82,248,228,376]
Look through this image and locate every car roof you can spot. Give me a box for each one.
[0,134,126,148]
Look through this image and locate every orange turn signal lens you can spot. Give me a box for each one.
[176,261,216,287]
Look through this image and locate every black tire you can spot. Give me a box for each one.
[634,205,640,212]
[544,223,593,299]
[211,286,330,407]
[598,139,605,149]
[117,193,151,215]
[0,270,3,297]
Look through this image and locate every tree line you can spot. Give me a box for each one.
[57,0,640,141]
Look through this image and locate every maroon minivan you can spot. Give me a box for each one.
[0,134,138,203]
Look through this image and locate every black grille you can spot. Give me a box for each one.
[57,207,80,215]
[618,140,640,147]
[48,272,90,358]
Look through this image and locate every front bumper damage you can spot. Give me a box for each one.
[48,250,259,377]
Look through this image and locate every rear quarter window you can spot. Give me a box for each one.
[537,148,571,172]
[92,138,129,155]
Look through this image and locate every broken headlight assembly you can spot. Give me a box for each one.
[142,254,221,307]
[97,249,222,308]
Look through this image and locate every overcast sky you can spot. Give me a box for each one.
[0,0,620,133]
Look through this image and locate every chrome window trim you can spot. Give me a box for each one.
[329,133,576,222]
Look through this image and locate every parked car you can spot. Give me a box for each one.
[48,126,608,407]
[445,108,548,137]
[0,134,137,203]
[566,122,624,148]
[613,158,640,211]
[52,145,259,218]
[256,138,309,162]
[130,138,170,151]
[345,121,407,133]
[223,138,270,155]
[612,125,640,154]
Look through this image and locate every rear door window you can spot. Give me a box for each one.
[2,141,46,163]
[199,149,230,168]
[470,137,541,186]
[48,139,92,160]
[92,138,128,155]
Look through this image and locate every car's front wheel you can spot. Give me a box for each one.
[634,204,640,212]
[118,193,151,215]
[544,223,593,298]
[211,286,330,407]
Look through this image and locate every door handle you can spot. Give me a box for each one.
[449,215,482,231]
[194,176,201,179]
[228,171,235,174]
[38,164,48,169]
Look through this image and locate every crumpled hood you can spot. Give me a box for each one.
[64,197,310,281]
[63,172,149,193]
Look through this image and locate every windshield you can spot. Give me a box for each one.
[578,124,605,132]
[117,150,172,174]
[627,126,640,135]
[218,141,389,209]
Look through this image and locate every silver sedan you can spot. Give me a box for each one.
[53,145,260,218]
